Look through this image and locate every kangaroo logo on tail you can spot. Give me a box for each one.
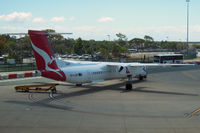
[29,30,66,81]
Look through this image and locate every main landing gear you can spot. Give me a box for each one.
[76,84,82,87]
[138,75,147,81]
[125,75,147,90]
[126,75,132,90]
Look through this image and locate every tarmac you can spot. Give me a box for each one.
[0,66,200,133]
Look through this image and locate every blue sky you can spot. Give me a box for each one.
[0,0,199,41]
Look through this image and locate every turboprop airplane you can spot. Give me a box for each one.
[28,30,191,90]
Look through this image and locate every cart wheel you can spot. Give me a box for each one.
[52,88,57,94]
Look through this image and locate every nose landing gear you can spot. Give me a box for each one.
[126,75,132,90]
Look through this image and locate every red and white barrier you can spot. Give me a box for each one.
[0,71,41,80]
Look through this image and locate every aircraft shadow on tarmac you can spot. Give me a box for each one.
[5,79,198,111]
[5,100,72,111]
[132,87,198,96]
[51,81,198,102]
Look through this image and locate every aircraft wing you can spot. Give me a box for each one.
[106,62,194,68]
[129,63,194,67]
[106,62,194,75]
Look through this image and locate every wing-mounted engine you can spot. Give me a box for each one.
[118,66,124,72]
[118,65,132,76]
[106,65,132,76]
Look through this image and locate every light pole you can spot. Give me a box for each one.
[107,34,110,41]
[186,0,190,49]
[107,35,110,61]
[166,36,169,42]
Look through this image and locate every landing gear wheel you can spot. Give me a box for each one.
[126,83,132,90]
[52,87,57,94]
[126,75,132,90]
[76,84,82,87]
[139,76,144,81]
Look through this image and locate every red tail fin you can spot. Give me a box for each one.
[28,30,66,81]
[28,30,56,70]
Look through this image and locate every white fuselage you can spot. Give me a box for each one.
[57,59,147,84]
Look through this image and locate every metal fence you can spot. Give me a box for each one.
[0,63,36,72]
